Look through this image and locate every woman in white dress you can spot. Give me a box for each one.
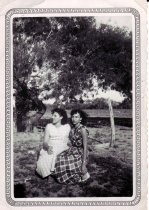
[36,108,70,178]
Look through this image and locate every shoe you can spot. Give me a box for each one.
[81,172,90,182]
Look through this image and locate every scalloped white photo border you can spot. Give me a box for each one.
[5,8,141,206]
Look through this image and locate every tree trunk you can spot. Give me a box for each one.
[16,114,26,132]
[13,107,17,133]
[13,94,17,132]
[108,98,115,147]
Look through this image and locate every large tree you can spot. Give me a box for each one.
[13,17,132,135]
[13,17,52,131]
[44,18,132,146]
[31,17,132,103]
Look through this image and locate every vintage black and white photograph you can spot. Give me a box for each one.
[7,9,137,203]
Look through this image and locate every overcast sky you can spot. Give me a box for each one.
[95,16,132,31]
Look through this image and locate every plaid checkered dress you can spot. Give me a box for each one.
[54,124,88,184]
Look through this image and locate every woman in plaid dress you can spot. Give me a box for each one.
[54,109,90,184]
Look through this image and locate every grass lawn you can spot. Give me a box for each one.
[13,125,133,198]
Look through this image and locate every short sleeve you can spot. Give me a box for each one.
[45,123,52,132]
[65,124,71,134]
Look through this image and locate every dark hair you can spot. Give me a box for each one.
[51,108,68,125]
[70,109,88,125]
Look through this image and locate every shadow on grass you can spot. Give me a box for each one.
[13,129,133,198]
[87,153,133,197]
[14,153,133,198]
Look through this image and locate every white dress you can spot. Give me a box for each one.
[36,123,70,178]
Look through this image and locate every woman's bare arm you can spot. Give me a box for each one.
[81,127,88,174]
[43,124,50,151]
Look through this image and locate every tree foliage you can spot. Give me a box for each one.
[13,17,132,130]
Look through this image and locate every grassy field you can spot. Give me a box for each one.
[13,125,133,198]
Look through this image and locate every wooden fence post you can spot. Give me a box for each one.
[108,98,115,147]
[13,92,17,132]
